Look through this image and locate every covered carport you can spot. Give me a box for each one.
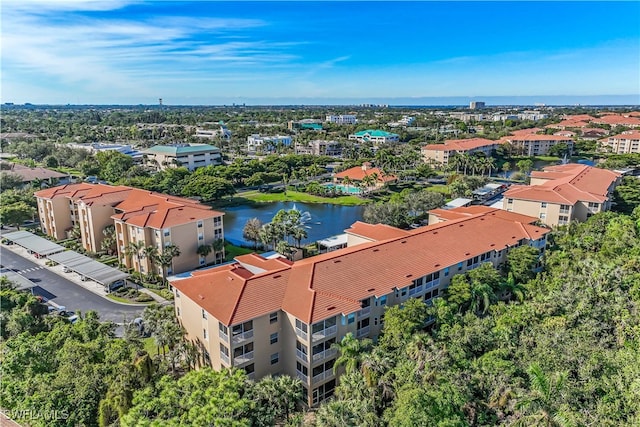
[0,269,36,292]
[2,230,65,258]
[47,251,129,291]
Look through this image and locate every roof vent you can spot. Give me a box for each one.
[334,260,341,263]
[465,252,471,256]
[490,243,495,247]
[198,294,204,300]
[327,306,336,311]
[405,274,412,278]
[367,288,375,292]
[433,231,438,235]
[401,240,407,244]
[372,249,379,252]
[435,263,440,267]
[273,275,281,279]
[459,224,464,227]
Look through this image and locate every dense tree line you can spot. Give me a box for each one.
[314,211,640,426]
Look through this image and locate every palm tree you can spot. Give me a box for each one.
[196,244,212,264]
[101,225,117,255]
[332,332,373,374]
[341,176,353,194]
[157,244,181,285]
[243,218,263,249]
[514,364,575,427]
[211,238,224,264]
[124,240,145,273]
[485,157,497,177]
[291,226,307,249]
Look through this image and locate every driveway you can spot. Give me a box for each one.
[1,248,144,324]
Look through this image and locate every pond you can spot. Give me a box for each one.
[221,202,366,247]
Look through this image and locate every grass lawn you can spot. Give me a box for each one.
[225,242,255,261]
[106,293,140,304]
[143,337,164,357]
[426,184,451,195]
[240,190,369,206]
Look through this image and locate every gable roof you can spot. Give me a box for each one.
[504,163,621,204]
[173,207,549,325]
[334,165,396,182]
[422,137,497,152]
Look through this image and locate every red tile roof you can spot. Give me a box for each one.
[334,164,396,182]
[503,134,573,142]
[2,163,69,182]
[591,115,640,127]
[422,137,497,152]
[36,183,223,229]
[345,221,410,241]
[504,164,621,205]
[173,208,549,325]
[603,131,640,141]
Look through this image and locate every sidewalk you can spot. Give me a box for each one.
[1,242,169,306]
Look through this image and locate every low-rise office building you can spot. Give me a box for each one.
[247,134,292,153]
[295,140,342,157]
[171,207,549,407]
[502,163,621,227]
[143,143,222,171]
[34,183,225,275]
[348,129,399,145]
[325,115,357,125]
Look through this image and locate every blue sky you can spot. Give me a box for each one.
[2,1,639,105]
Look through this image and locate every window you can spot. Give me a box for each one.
[175,289,180,298]
[296,340,308,358]
[271,352,279,365]
[541,202,547,208]
[295,319,308,334]
[269,312,278,324]
[176,307,181,316]
[296,361,308,376]
[558,215,569,225]
[270,332,278,345]
[219,322,228,337]
[347,313,355,324]
[233,342,254,359]
[444,267,449,277]
[203,328,208,340]
[220,343,229,357]
[458,261,463,271]
[312,317,337,334]
[244,363,255,375]
[379,295,387,306]
[539,213,546,219]
[197,220,203,228]
[202,309,207,319]
[312,379,336,405]
[312,338,335,358]
[163,229,170,237]
[198,233,204,240]
[507,198,513,204]
[232,320,253,337]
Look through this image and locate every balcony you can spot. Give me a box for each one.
[311,325,337,342]
[296,370,309,383]
[408,286,423,297]
[234,351,254,365]
[220,352,230,365]
[231,330,253,345]
[295,328,308,341]
[313,370,334,383]
[218,330,229,342]
[357,306,371,317]
[357,326,370,338]
[296,349,308,362]
[312,348,337,363]
[425,279,440,289]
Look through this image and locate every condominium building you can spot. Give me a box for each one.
[171,207,549,407]
[325,115,357,125]
[598,131,640,154]
[501,134,573,156]
[590,114,640,128]
[34,183,225,275]
[421,138,499,166]
[502,163,621,227]
[469,101,485,110]
[348,129,399,144]
[143,143,222,171]
[295,140,342,157]
[247,134,292,153]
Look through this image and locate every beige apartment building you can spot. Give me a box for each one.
[501,134,573,156]
[143,143,222,171]
[502,163,621,227]
[421,138,499,166]
[171,207,549,407]
[34,183,224,275]
[598,131,640,154]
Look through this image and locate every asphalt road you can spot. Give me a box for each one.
[0,248,144,324]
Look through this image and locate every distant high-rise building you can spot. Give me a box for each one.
[469,101,485,110]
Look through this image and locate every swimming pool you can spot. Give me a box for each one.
[323,184,362,194]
